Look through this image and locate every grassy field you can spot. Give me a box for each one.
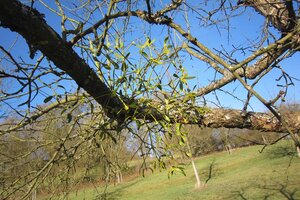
[53,141,300,200]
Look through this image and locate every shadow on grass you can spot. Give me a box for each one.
[231,180,299,200]
[263,143,297,159]
[95,179,141,200]
[197,159,222,185]
[204,159,216,184]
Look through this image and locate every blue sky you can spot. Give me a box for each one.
[0,0,299,116]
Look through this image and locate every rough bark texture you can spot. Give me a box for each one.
[200,108,300,133]
[240,0,296,33]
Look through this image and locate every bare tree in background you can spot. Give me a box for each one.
[0,0,300,198]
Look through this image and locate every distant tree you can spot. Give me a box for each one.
[279,102,300,156]
[1,0,300,198]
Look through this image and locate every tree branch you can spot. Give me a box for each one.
[0,0,124,119]
[239,0,296,33]
[1,0,299,134]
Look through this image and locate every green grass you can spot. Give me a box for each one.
[53,141,300,200]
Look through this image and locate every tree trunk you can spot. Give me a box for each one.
[31,188,36,200]
[119,172,123,184]
[191,159,202,189]
[225,145,232,155]
[186,138,202,188]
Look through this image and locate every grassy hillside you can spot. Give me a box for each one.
[54,141,300,200]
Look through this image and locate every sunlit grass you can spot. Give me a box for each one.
[50,140,300,200]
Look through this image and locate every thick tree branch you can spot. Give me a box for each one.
[196,45,289,96]
[0,0,124,118]
[201,108,300,133]
[239,0,296,33]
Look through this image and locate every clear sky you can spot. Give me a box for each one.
[0,0,299,116]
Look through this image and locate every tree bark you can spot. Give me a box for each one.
[239,0,296,33]
[199,108,300,133]
[191,159,202,189]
